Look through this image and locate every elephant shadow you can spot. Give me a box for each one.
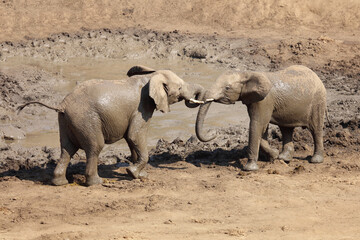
[148,151,184,169]
[148,144,313,170]
[0,149,314,185]
[0,161,133,186]
[0,165,55,185]
[185,147,248,168]
[149,146,255,169]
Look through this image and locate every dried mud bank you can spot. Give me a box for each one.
[0,28,360,179]
[1,28,359,89]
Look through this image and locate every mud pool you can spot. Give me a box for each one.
[1,57,249,151]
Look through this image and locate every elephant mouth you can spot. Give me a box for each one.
[178,96,184,101]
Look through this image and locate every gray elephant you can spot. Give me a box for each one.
[196,65,327,171]
[18,66,204,186]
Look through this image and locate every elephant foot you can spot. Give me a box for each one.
[52,176,68,186]
[310,153,324,164]
[243,160,259,171]
[126,165,148,179]
[279,150,293,163]
[268,149,279,162]
[86,175,103,186]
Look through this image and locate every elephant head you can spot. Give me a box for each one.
[196,71,272,142]
[127,65,205,113]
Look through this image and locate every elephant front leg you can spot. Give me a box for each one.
[260,126,279,161]
[244,120,263,171]
[244,104,273,171]
[125,128,149,179]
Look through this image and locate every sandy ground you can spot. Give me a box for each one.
[1,1,360,239]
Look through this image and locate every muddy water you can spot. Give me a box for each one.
[2,58,249,152]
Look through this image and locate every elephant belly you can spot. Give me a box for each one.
[270,100,311,127]
[102,121,129,144]
[94,90,138,144]
[98,106,132,144]
[270,116,308,128]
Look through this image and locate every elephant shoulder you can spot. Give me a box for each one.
[284,65,320,78]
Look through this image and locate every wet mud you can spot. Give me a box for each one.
[1,28,359,173]
[0,26,360,239]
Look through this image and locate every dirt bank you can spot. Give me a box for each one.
[1,1,360,239]
[1,0,360,42]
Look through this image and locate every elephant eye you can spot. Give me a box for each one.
[225,85,230,90]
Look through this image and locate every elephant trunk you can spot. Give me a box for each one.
[184,83,206,108]
[195,93,217,142]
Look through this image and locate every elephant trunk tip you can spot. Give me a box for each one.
[184,84,206,108]
[196,128,217,142]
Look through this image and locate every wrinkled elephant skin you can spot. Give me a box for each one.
[18,66,205,186]
[196,65,327,171]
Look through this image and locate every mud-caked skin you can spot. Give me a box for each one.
[18,66,205,186]
[196,65,327,171]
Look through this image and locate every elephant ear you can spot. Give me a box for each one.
[240,73,272,105]
[127,65,156,77]
[149,74,170,113]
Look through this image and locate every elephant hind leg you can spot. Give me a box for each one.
[309,104,325,163]
[278,126,295,162]
[85,151,104,186]
[53,141,79,186]
[53,117,79,186]
[260,126,279,161]
[69,114,105,186]
[309,128,324,163]
[84,138,105,186]
[79,127,105,186]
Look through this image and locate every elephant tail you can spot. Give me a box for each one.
[17,101,64,114]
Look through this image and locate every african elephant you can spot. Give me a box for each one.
[196,65,327,171]
[18,66,204,186]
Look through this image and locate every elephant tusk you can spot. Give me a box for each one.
[205,98,215,102]
[189,98,205,104]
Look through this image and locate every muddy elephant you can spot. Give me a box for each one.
[196,65,327,171]
[18,66,204,186]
